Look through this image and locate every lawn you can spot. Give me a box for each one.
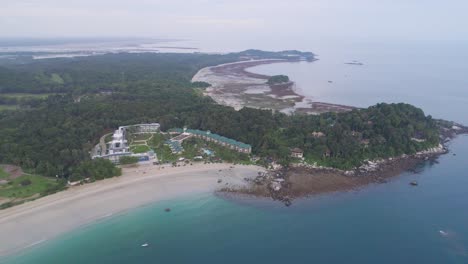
[0,93,58,99]
[0,168,9,179]
[131,133,153,141]
[0,175,60,199]
[0,105,18,111]
[148,133,169,149]
[130,144,150,154]
[50,73,65,84]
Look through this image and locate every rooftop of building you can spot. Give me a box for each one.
[291,148,304,153]
[168,128,252,149]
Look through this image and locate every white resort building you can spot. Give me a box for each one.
[93,123,160,164]
[131,123,160,133]
[108,127,129,154]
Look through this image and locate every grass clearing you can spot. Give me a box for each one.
[131,133,153,141]
[0,105,18,111]
[0,93,60,99]
[148,133,169,149]
[50,73,65,84]
[130,145,150,154]
[0,175,60,199]
[0,168,9,179]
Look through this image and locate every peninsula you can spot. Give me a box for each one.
[192,51,354,114]
[0,50,467,255]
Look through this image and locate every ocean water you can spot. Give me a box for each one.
[2,40,468,264]
[249,41,468,124]
[3,135,468,264]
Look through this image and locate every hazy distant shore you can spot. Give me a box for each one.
[0,163,264,257]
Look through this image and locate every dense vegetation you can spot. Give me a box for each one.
[0,51,440,181]
[191,81,211,88]
[267,75,290,85]
[70,159,121,181]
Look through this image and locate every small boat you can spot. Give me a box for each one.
[141,243,149,247]
[410,181,418,186]
[439,230,448,236]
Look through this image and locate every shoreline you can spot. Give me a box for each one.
[220,128,468,206]
[192,59,355,114]
[1,137,466,258]
[0,163,265,257]
[222,147,449,206]
[3,51,468,258]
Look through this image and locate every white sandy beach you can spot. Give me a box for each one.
[0,163,264,257]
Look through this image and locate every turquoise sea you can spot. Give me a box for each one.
[3,40,468,263]
[3,136,468,263]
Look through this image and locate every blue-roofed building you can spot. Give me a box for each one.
[167,128,252,154]
[165,140,184,154]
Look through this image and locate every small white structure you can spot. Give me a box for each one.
[291,148,304,158]
[134,123,160,133]
[311,131,325,138]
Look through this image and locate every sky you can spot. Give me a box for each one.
[1,0,468,45]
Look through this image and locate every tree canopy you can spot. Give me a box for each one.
[0,52,440,179]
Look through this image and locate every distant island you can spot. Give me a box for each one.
[345,60,364,66]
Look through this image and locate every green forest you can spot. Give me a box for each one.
[267,75,290,85]
[0,51,440,181]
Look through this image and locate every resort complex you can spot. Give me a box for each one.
[92,124,251,164]
[92,123,160,163]
[168,128,252,154]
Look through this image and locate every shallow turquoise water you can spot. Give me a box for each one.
[3,136,468,263]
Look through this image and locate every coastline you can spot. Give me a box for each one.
[222,147,448,206]
[192,59,355,114]
[2,50,468,259]
[0,163,265,257]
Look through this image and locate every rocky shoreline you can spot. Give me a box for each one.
[221,125,468,206]
[193,53,468,206]
[221,150,444,206]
